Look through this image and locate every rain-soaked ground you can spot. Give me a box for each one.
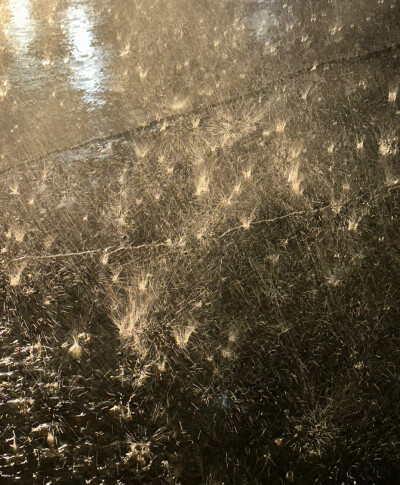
[1,1,400,484]
[1,0,400,165]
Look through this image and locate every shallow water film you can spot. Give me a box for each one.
[1,1,400,483]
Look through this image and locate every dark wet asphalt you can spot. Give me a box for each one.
[0,0,399,167]
[1,2,400,483]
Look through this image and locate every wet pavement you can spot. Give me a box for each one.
[1,0,399,167]
[1,1,400,484]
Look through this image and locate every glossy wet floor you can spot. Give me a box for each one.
[0,0,399,166]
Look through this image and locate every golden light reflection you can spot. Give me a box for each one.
[64,5,106,107]
[247,4,277,40]
[8,0,36,52]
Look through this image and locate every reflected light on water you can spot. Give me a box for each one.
[64,5,106,107]
[247,5,276,40]
[8,0,36,52]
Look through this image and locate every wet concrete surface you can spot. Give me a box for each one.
[1,2,400,484]
[0,0,399,167]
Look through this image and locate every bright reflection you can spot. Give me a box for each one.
[64,5,106,107]
[247,6,276,40]
[8,0,36,52]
